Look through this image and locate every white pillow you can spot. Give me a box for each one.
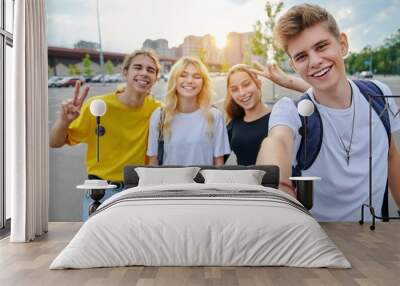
[135,167,200,186]
[200,169,266,185]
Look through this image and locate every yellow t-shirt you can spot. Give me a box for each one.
[66,91,160,181]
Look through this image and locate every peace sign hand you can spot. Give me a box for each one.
[249,61,289,86]
[59,81,90,127]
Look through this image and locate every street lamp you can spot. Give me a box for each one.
[365,45,373,73]
[96,0,105,81]
[267,47,277,101]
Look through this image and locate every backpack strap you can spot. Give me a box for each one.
[293,94,323,177]
[293,80,391,176]
[353,79,391,144]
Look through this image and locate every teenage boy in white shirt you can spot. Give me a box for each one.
[256,4,400,221]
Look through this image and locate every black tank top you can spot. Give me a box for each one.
[227,113,270,165]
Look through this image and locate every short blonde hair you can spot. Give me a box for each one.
[162,56,214,138]
[224,64,261,122]
[274,4,340,51]
[122,49,161,76]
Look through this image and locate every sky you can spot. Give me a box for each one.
[47,0,400,53]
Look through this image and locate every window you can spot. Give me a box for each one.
[0,0,14,231]
[5,0,13,33]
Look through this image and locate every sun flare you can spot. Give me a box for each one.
[215,34,227,49]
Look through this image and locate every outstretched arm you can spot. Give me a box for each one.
[49,81,90,147]
[250,61,310,93]
[388,137,400,208]
[213,156,225,166]
[256,125,296,197]
[148,156,159,166]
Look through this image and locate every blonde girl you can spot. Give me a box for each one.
[147,56,230,165]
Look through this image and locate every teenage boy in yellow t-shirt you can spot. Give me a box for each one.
[49,49,161,220]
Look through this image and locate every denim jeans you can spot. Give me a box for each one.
[82,186,124,221]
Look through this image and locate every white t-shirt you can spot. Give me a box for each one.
[269,80,400,221]
[147,107,231,165]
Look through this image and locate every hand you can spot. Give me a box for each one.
[250,61,290,87]
[59,81,90,127]
[279,181,297,198]
[250,61,310,93]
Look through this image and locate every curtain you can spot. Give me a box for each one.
[7,0,49,242]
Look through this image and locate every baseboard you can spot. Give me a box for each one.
[0,218,11,239]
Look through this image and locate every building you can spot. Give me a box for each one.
[181,35,203,57]
[73,40,100,50]
[170,45,182,59]
[47,46,177,76]
[181,34,221,68]
[141,35,222,71]
[142,38,175,58]
[48,46,125,76]
[224,32,255,67]
[202,34,221,64]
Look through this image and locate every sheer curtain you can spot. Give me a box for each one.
[7,0,49,242]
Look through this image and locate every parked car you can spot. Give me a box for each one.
[48,76,64,88]
[112,73,124,82]
[160,73,169,82]
[360,71,373,79]
[90,74,105,83]
[103,74,122,83]
[82,75,93,83]
[56,76,85,88]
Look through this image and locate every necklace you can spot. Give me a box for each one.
[324,85,356,166]
[338,89,355,165]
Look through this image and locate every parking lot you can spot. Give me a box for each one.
[49,75,400,221]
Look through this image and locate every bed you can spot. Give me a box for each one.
[50,165,350,269]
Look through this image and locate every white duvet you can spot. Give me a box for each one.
[50,183,351,269]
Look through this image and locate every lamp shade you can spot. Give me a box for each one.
[90,99,107,117]
[298,99,314,117]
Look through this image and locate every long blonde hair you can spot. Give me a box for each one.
[224,64,262,122]
[162,56,214,138]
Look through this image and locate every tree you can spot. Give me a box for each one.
[250,1,285,100]
[197,48,207,66]
[251,1,285,64]
[251,20,267,60]
[242,50,252,65]
[345,28,400,75]
[82,54,93,77]
[68,64,81,76]
[105,59,114,75]
[220,59,230,73]
[48,66,54,77]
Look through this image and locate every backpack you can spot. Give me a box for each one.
[157,107,166,165]
[293,79,391,218]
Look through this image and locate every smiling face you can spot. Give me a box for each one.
[123,54,158,95]
[287,24,348,93]
[228,70,262,112]
[176,63,204,99]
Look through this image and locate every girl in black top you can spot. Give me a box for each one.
[224,63,309,165]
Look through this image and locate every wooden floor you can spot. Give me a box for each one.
[0,222,399,286]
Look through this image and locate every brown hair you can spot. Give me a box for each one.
[122,49,161,76]
[274,4,340,52]
[224,64,261,122]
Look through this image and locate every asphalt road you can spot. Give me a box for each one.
[49,75,400,221]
